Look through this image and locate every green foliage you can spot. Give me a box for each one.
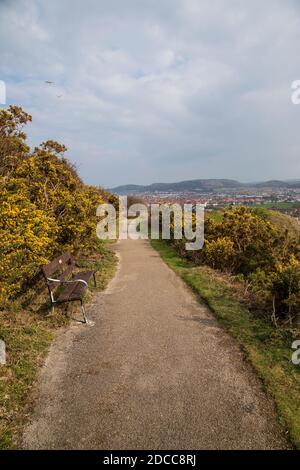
[0,106,112,304]
[0,189,57,300]
[0,106,31,178]
[212,206,281,275]
[204,237,234,270]
[167,206,300,326]
[272,257,300,324]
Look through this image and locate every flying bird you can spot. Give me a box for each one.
[44,80,54,85]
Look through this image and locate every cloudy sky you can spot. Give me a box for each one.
[1,0,300,187]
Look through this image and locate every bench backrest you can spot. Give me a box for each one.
[42,253,74,293]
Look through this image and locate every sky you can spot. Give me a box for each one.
[1,0,300,187]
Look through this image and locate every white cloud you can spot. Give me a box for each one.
[1,0,300,186]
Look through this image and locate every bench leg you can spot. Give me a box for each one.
[93,272,97,287]
[80,300,88,323]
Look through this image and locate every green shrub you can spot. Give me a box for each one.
[165,205,300,326]
[0,105,112,303]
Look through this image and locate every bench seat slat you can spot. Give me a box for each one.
[56,281,86,302]
[55,270,95,303]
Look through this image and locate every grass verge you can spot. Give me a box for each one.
[151,239,300,449]
[0,240,117,449]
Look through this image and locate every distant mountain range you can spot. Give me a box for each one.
[110,179,300,195]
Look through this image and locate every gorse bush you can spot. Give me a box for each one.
[0,105,116,304]
[204,237,235,271]
[168,206,300,326]
[0,189,57,300]
[217,207,281,274]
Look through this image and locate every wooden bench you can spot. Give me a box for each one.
[42,252,97,323]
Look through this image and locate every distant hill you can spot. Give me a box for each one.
[110,179,300,195]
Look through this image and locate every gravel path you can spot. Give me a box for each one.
[22,239,288,449]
